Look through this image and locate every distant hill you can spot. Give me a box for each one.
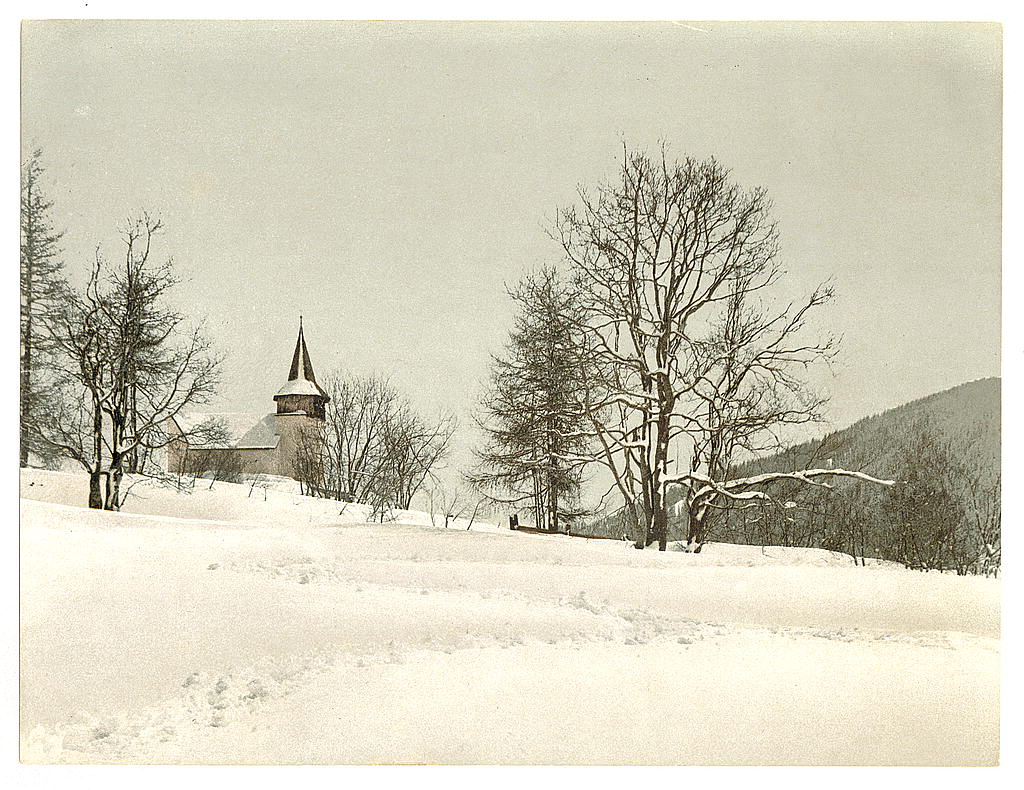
[728,377,1000,485]
[691,377,1001,558]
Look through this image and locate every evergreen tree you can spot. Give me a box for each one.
[470,266,591,532]
[20,149,66,466]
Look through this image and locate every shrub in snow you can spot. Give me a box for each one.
[243,679,268,701]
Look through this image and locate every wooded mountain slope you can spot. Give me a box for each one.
[585,378,1000,554]
[730,377,999,485]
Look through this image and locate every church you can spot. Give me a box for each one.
[165,321,330,480]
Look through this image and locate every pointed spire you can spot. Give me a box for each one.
[287,320,318,385]
[275,319,330,405]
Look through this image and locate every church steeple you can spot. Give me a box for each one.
[287,316,320,386]
[273,319,330,418]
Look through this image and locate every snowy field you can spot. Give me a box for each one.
[20,469,1000,765]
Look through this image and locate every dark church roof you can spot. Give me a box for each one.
[274,320,330,400]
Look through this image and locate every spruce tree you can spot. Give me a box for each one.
[471,266,591,532]
[20,149,65,466]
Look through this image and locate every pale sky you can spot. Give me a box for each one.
[21,21,1001,482]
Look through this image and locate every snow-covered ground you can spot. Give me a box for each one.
[20,470,1000,765]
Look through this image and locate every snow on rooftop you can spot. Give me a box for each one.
[274,323,328,400]
[274,378,323,397]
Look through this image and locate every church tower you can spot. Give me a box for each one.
[273,320,329,479]
[273,319,330,419]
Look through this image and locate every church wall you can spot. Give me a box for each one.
[276,394,326,419]
[166,436,188,474]
[164,415,327,481]
[168,445,279,478]
[275,413,322,479]
[230,447,280,476]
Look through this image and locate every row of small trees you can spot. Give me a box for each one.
[293,373,456,519]
[20,150,221,509]
[882,427,1000,575]
[472,146,894,551]
[714,422,1001,576]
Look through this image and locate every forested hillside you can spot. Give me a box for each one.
[732,377,999,485]
[585,378,1000,574]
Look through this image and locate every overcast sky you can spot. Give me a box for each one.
[21,21,1001,478]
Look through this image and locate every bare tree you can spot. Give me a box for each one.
[296,371,455,512]
[882,426,966,572]
[672,276,850,551]
[964,473,1001,577]
[33,270,118,507]
[317,374,401,502]
[293,420,328,498]
[669,466,893,551]
[183,448,245,488]
[99,217,220,508]
[427,485,462,528]
[558,146,891,550]
[248,473,272,501]
[26,375,108,508]
[383,406,457,510]
[33,214,220,509]
[426,485,485,530]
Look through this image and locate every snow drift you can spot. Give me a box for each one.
[20,470,999,764]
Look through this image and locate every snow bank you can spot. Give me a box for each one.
[19,468,502,532]
[19,469,1000,764]
[19,468,900,566]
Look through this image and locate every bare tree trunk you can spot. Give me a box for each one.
[105,467,123,511]
[685,500,709,553]
[653,504,669,551]
[632,500,647,549]
[104,409,126,510]
[549,476,559,533]
[126,384,139,473]
[533,468,543,530]
[88,402,105,509]
[652,416,671,550]
[88,470,105,509]
[637,464,654,548]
